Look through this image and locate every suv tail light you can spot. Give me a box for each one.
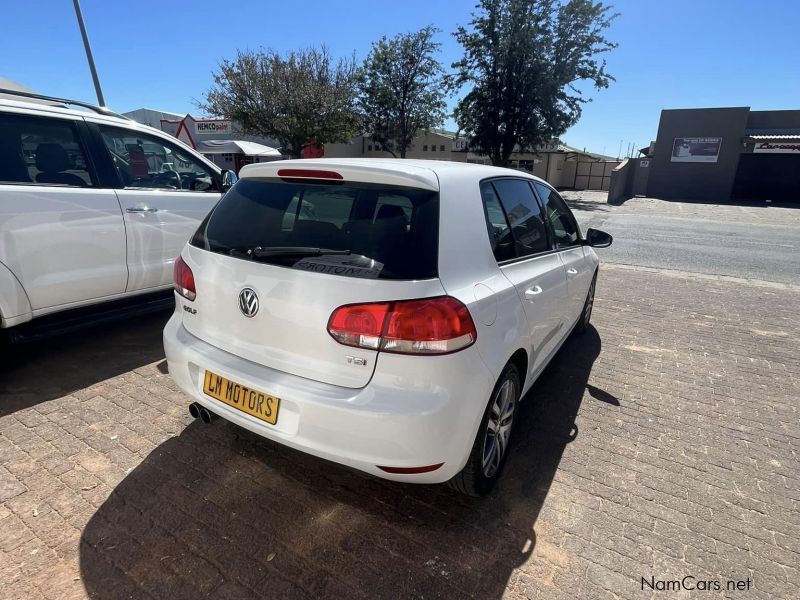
[173,256,196,301]
[327,296,477,355]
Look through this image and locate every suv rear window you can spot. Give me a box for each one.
[192,178,439,280]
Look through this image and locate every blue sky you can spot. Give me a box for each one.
[3,0,799,157]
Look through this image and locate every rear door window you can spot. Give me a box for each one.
[193,179,439,280]
[480,181,516,262]
[491,178,549,257]
[533,182,581,248]
[0,114,94,187]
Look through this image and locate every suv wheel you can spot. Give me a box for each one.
[449,362,520,497]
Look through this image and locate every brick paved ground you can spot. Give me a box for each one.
[1,265,798,599]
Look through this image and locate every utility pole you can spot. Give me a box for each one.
[72,0,106,106]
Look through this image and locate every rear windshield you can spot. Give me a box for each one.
[191,178,439,280]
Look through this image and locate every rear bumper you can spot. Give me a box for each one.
[163,314,495,483]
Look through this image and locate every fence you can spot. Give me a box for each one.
[560,160,620,191]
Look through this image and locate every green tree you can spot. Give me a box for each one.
[200,47,360,159]
[359,26,447,158]
[451,0,617,166]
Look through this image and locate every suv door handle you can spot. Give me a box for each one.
[126,207,158,213]
[524,286,543,299]
[566,268,578,275]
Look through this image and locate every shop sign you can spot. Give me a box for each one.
[195,120,232,135]
[753,140,800,153]
[670,137,722,163]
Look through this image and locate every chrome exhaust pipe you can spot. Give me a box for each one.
[189,402,201,419]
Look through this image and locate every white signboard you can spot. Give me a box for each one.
[451,139,469,152]
[194,120,232,135]
[670,137,722,163]
[753,140,800,153]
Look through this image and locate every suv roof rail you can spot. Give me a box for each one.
[0,88,131,121]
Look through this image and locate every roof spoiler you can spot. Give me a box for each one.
[240,160,440,191]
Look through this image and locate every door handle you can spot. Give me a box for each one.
[524,286,543,299]
[566,268,578,275]
[126,207,158,213]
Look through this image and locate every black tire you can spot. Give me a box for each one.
[573,270,597,335]
[0,328,11,361]
[449,362,521,497]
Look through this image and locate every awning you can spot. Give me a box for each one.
[743,128,800,142]
[197,139,282,156]
[746,134,800,141]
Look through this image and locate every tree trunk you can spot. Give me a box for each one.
[287,142,302,159]
[490,150,509,167]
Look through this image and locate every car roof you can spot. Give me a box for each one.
[240,158,548,191]
[0,97,221,173]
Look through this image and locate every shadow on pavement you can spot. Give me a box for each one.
[562,198,615,212]
[79,328,604,599]
[1,309,172,416]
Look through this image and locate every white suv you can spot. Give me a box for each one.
[163,159,612,495]
[0,90,233,341]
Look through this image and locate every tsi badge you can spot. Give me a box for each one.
[238,288,259,318]
[346,356,367,366]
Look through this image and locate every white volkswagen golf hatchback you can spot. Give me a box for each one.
[164,159,612,495]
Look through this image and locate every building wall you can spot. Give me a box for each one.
[647,107,750,201]
[123,108,184,129]
[746,110,800,130]
[326,132,469,161]
[326,133,612,190]
[122,109,281,151]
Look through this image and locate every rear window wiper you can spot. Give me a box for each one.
[246,246,352,259]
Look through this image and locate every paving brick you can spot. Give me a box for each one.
[1,261,799,599]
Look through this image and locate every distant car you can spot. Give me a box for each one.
[163,159,612,496]
[0,89,236,340]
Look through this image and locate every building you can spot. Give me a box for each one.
[326,130,619,190]
[123,109,283,173]
[645,107,800,201]
[123,107,616,190]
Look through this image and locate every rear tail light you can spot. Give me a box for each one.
[173,255,196,301]
[327,296,477,355]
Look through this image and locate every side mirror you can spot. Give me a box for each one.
[584,228,613,248]
[221,169,238,192]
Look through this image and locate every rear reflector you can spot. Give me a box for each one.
[327,296,477,355]
[173,255,196,301]
[377,463,444,474]
[277,168,343,181]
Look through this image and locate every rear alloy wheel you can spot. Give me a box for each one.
[574,271,597,335]
[449,363,521,496]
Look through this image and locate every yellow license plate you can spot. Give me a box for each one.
[202,370,280,425]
